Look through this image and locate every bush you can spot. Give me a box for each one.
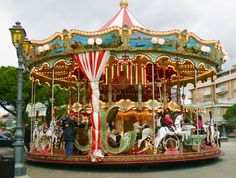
[0,121,7,127]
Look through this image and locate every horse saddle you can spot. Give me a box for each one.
[167,126,175,132]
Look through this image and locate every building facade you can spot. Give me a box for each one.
[189,66,236,136]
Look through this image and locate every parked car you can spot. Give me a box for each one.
[0,133,14,147]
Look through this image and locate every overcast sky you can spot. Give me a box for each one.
[0,0,236,114]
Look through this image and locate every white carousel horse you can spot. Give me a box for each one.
[33,119,58,151]
[182,123,196,137]
[133,121,144,134]
[156,115,161,128]
[32,120,44,150]
[154,114,188,149]
[203,124,215,144]
[137,126,152,148]
[33,120,39,142]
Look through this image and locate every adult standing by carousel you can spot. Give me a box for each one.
[63,119,75,156]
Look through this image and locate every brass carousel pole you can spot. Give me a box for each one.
[138,61,142,110]
[182,85,186,106]
[51,68,55,121]
[152,62,155,149]
[108,63,112,106]
[69,71,72,112]
[163,66,167,110]
[156,65,162,107]
[30,79,34,145]
[33,79,36,122]
[50,67,55,155]
[77,70,80,120]
[33,78,36,135]
[194,66,200,152]
[177,60,180,104]
[211,79,217,146]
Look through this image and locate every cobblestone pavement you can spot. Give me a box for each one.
[25,139,236,178]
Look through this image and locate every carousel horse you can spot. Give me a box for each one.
[154,114,188,149]
[137,125,152,148]
[46,119,58,148]
[203,124,215,145]
[33,120,40,142]
[33,119,58,151]
[182,123,196,137]
[32,120,44,150]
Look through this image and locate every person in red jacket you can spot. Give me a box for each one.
[163,114,174,127]
[197,115,204,134]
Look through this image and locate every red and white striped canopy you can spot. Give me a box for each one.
[71,51,110,162]
[99,0,143,30]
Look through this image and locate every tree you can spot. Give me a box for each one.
[223,104,236,121]
[35,84,68,125]
[0,66,31,117]
[223,104,236,130]
[0,66,68,125]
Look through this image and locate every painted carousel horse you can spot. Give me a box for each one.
[182,123,196,137]
[203,124,215,145]
[33,120,44,150]
[33,119,57,151]
[154,114,188,149]
[33,119,40,142]
[137,125,153,148]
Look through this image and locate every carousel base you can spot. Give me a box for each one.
[25,149,224,165]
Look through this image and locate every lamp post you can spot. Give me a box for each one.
[10,22,30,177]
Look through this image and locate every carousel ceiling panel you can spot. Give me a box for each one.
[31,60,79,89]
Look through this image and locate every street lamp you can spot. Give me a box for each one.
[9,22,31,177]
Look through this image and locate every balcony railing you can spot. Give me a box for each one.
[216,87,228,94]
[203,90,212,96]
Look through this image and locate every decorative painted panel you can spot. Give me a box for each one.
[50,37,65,54]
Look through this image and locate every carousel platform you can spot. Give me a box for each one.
[25,149,224,165]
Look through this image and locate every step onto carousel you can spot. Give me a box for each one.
[23,0,226,164]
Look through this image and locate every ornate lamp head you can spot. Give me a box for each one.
[9,22,26,46]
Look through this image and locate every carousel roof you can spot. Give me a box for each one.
[27,0,227,89]
[99,0,143,30]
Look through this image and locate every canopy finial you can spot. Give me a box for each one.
[120,0,128,8]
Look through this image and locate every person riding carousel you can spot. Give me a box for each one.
[162,114,175,131]
[133,115,145,139]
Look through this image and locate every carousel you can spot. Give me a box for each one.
[23,0,225,164]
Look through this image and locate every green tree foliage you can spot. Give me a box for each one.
[223,104,236,122]
[35,84,68,125]
[0,121,7,127]
[35,85,68,106]
[0,66,68,125]
[0,66,31,116]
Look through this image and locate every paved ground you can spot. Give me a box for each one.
[24,139,236,178]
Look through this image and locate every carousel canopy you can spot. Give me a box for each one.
[26,0,227,89]
[99,0,143,30]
